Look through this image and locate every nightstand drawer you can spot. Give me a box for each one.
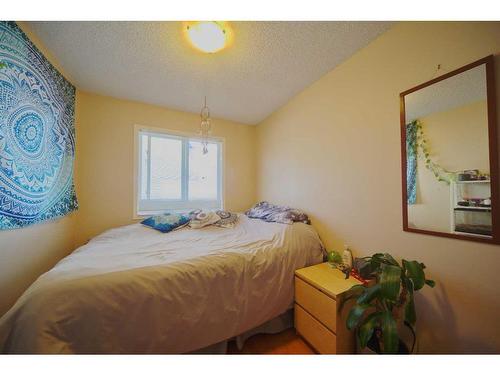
[295,303,337,354]
[295,276,337,332]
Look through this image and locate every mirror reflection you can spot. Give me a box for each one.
[405,63,492,238]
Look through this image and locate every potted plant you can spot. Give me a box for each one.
[343,253,435,354]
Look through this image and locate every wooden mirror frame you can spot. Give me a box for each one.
[400,55,499,244]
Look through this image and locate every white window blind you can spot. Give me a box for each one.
[137,129,223,215]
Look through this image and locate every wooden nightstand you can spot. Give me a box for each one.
[294,262,361,354]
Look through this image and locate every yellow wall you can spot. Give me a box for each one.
[0,22,77,316]
[256,22,500,353]
[74,92,256,246]
[408,100,489,233]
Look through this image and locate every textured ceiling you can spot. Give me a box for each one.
[28,21,393,124]
[405,64,487,122]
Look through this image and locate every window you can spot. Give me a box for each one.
[136,128,223,215]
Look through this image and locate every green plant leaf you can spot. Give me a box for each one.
[405,296,416,327]
[356,284,381,304]
[425,279,436,288]
[346,303,372,330]
[403,260,425,290]
[370,253,385,263]
[369,253,399,274]
[404,279,416,326]
[382,253,399,266]
[379,264,401,301]
[358,312,382,348]
[380,311,398,353]
[369,254,383,273]
[339,284,366,311]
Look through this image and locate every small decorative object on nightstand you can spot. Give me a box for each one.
[294,262,362,354]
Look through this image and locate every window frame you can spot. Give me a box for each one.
[133,125,225,218]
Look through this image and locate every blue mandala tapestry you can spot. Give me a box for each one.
[406,121,417,205]
[0,21,78,230]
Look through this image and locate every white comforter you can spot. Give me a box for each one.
[0,215,324,353]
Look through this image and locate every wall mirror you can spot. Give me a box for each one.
[400,55,499,244]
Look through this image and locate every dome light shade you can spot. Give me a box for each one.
[186,22,227,53]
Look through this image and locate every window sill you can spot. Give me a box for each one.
[134,206,223,220]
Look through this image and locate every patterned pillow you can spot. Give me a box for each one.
[141,213,190,233]
[214,210,238,228]
[245,201,310,225]
[245,201,271,220]
[188,211,221,229]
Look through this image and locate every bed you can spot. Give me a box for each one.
[0,214,324,353]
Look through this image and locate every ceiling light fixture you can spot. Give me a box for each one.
[185,21,229,53]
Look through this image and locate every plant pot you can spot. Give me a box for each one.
[359,328,411,354]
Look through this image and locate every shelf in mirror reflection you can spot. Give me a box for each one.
[454,207,491,212]
[455,180,490,184]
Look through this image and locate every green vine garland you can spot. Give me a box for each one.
[414,120,455,185]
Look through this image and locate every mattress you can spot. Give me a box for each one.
[0,215,324,353]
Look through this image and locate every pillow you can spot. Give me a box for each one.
[245,201,310,225]
[189,211,221,229]
[244,201,271,220]
[141,213,190,233]
[214,210,238,228]
[268,208,310,225]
